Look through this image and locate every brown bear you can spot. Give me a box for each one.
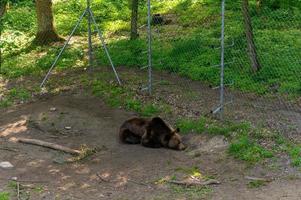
[119,117,186,150]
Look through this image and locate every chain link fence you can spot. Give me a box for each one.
[1,0,300,135]
[130,0,301,134]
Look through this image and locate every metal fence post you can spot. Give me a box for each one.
[219,0,226,119]
[87,0,93,70]
[147,0,153,95]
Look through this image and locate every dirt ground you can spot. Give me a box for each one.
[1,90,301,200]
[1,66,301,199]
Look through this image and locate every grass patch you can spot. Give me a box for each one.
[89,76,161,118]
[170,185,213,199]
[1,1,301,97]
[274,136,301,167]
[69,145,99,163]
[175,166,202,177]
[0,192,10,200]
[176,117,206,134]
[177,117,251,136]
[247,180,267,188]
[228,135,273,164]
[0,87,31,108]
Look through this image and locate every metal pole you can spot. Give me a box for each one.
[87,0,93,70]
[40,9,87,88]
[147,0,153,95]
[219,0,226,119]
[89,9,122,85]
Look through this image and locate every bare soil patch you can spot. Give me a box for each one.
[0,90,300,200]
[0,67,301,199]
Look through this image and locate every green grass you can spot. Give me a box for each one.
[176,117,206,134]
[176,117,251,136]
[228,135,274,164]
[1,0,300,167]
[0,87,31,108]
[0,192,9,200]
[170,185,213,199]
[1,0,300,97]
[247,180,267,188]
[89,76,160,117]
[176,117,301,166]
[274,136,301,167]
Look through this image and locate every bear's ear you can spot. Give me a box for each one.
[151,117,165,125]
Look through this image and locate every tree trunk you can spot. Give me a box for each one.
[0,1,7,18]
[34,0,63,45]
[242,0,261,72]
[130,0,139,40]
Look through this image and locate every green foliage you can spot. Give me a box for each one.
[90,77,160,117]
[170,185,212,199]
[141,104,160,117]
[228,136,273,163]
[289,146,301,167]
[274,136,301,167]
[176,118,206,134]
[176,117,251,136]
[0,98,12,108]
[0,192,9,200]
[1,0,301,96]
[248,180,267,188]
[8,87,30,101]
[0,87,31,108]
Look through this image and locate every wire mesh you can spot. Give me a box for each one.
[143,0,301,134]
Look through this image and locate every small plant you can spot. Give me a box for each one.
[0,98,12,108]
[175,166,202,178]
[125,99,142,112]
[69,145,98,162]
[228,136,273,164]
[288,146,301,167]
[247,180,267,188]
[141,104,160,117]
[176,117,206,134]
[33,185,44,193]
[170,185,213,199]
[0,192,10,200]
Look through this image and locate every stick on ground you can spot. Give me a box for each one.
[168,179,220,187]
[245,176,271,182]
[9,137,80,155]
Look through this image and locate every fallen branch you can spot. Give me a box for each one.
[0,147,18,152]
[245,176,272,182]
[9,137,80,155]
[168,179,220,187]
[128,179,150,187]
[96,173,110,183]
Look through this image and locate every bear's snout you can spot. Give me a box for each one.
[178,143,187,151]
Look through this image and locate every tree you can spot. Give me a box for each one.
[130,0,139,40]
[34,0,62,45]
[0,0,7,17]
[242,0,261,72]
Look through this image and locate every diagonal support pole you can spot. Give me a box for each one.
[88,9,122,85]
[40,9,88,88]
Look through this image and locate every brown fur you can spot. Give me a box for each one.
[119,117,186,150]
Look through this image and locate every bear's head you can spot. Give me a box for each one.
[167,128,187,151]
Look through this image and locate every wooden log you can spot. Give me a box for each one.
[9,137,80,155]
